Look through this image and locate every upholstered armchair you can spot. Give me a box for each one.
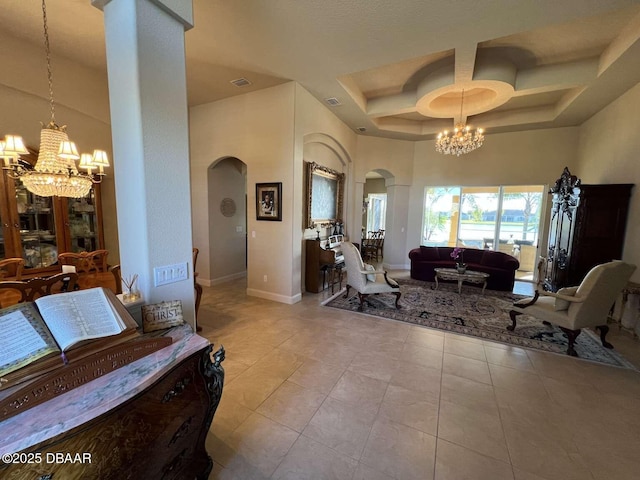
[509,260,636,356]
[342,241,401,312]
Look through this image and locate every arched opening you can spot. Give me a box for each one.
[361,169,394,266]
[207,156,247,284]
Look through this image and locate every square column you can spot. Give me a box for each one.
[93,0,196,326]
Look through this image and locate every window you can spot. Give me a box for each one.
[422,185,545,280]
[366,193,387,233]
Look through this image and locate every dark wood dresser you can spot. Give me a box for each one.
[0,328,224,479]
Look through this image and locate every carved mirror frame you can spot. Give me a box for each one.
[305,161,344,229]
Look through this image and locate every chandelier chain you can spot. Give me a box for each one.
[42,0,55,124]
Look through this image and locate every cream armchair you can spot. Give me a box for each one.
[509,260,636,356]
[342,241,401,312]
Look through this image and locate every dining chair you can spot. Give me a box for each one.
[193,247,202,321]
[0,257,25,280]
[109,264,123,294]
[0,272,79,308]
[58,249,109,273]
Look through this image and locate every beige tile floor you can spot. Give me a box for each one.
[199,272,640,480]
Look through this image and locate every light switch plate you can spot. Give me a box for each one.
[154,262,188,286]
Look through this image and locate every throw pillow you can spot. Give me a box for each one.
[554,286,578,311]
[363,263,377,282]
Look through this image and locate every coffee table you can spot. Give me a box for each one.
[433,268,490,294]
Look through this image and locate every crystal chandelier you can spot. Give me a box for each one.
[435,89,485,156]
[0,0,108,198]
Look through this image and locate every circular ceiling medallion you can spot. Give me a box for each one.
[220,198,236,217]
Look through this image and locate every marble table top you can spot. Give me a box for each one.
[0,324,209,455]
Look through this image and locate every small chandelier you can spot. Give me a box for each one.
[0,0,108,198]
[435,89,485,156]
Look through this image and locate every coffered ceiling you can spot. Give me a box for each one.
[1,0,639,141]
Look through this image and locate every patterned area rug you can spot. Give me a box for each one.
[325,278,635,369]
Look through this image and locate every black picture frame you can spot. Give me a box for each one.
[256,182,282,221]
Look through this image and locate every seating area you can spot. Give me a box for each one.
[342,241,401,312]
[509,260,636,356]
[361,230,384,262]
[408,245,520,291]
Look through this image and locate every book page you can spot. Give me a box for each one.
[35,288,125,352]
[0,306,60,378]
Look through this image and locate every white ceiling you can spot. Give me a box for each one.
[2,0,640,141]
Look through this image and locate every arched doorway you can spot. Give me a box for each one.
[207,156,247,284]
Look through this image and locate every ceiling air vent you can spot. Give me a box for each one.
[356,127,367,133]
[324,97,342,106]
[230,77,252,87]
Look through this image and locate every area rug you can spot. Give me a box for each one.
[325,278,635,369]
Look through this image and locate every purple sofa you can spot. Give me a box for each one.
[408,246,520,292]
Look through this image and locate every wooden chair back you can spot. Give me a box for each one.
[193,247,199,273]
[109,264,123,294]
[58,249,109,273]
[0,273,78,307]
[0,258,25,280]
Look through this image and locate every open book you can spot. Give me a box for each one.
[0,287,139,390]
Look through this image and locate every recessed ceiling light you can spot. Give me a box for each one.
[230,78,252,87]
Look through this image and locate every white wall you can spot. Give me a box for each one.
[405,128,581,268]
[578,82,640,281]
[354,136,415,267]
[189,83,297,302]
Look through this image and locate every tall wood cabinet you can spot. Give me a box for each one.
[544,167,633,291]
[0,151,104,275]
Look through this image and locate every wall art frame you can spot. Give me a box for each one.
[256,182,282,221]
[305,161,344,229]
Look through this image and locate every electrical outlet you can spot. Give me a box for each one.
[154,262,188,286]
[263,275,268,282]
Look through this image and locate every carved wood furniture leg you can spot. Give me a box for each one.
[394,292,401,309]
[507,310,520,331]
[559,327,581,356]
[481,280,487,295]
[357,293,367,312]
[595,324,614,349]
[344,285,351,298]
[433,274,439,290]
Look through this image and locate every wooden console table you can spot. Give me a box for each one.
[0,325,225,479]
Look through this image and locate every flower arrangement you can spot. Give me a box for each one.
[450,247,465,263]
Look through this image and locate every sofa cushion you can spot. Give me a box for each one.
[419,246,441,260]
[462,248,483,264]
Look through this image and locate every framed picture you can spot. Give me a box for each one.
[256,182,282,221]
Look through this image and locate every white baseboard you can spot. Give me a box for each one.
[246,288,302,305]
[200,271,247,287]
[383,263,410,271]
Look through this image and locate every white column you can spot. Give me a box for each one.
[93,0,196,326]
[385,183,411,270]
